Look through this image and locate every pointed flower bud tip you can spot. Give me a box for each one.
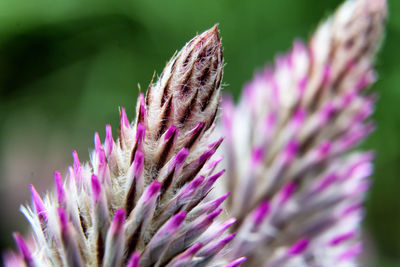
[127,252,140,267]
[251,147,264,165]
[105,124,113,154]
[253,201,270,225]
[111,209,126,234]
[29,184,46,219]
[54,171,65,204]
[214,192,230,205]
[170,211,187,228]
[164,125,178,141]
[329,232,355,246]
[184,243,203,257]
[288,238,309,255]
[94,132,102,151]
[221,233,236,245]
[144,181,161,201]
[175,148,190,165]
[279,182,296,205]
[13,233,32,264]
[72,150,81,171]
[338,243,362,262]
[207,208,223,221]
[225,257,247,267]
[147,25,223,136]
[136,123,146,144]
[91,174,102,203]
[121,107,130,128]
[132,151,145,177]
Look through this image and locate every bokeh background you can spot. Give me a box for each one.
[0,0,399,265]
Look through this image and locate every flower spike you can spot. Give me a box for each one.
[7,25,236,267]
[217,0,386,265]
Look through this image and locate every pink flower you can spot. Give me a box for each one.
[218,0,386,265]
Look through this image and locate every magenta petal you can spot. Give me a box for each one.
[252,201,270,225]
[120,107,130,128]
[91,174,102,203]
[72,150,81,177]
[144,181,161,202]
[135,123,146,146]
[279,182,296,205]
[94,132,102,151]
[13,233,33,265]
[132,151,145,178]
[288,238,309,255]
[225,257,247,267]
[338,243,363,261]
[111,209,126,235]
[127,252,140,267]
[164,125,178,141]
[105,124,114,155]
[29,184,46,220]
[178,243,203,259]
[329,232,355,246]
[172,148,189,170]
[54,171,65,205]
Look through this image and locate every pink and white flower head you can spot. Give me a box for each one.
[5,26,243,267]
[217,0,386,266]
[4,0,388,266]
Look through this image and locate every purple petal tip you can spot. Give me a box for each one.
[214,192,230,206]
[185,243,203,256]
[223,233,236,244]
[193,122,205,131]
[288,238,309,255]
[175,148,190,166]
[164,125,178,141]
[330,232,355,246]
[284,141,298,163]
[13,233,32,263]
[207,208,223,221]
[190,176,205,189]
[145,181,161,201]
[200,149,216,163]
[121,107,130,128]
[338,243,362,261]
[136,123,146,143]
[209,169,226,182]
[127,252,140,267]
[105,124,114,154]
[225,257,247,267]
[279,181,296,205]
[94,132,102,150]
[133,151,145,178]
[29,184,46,219]
[112,209,126,234]
[251,147,264,165]
[72,150,81,171]
[209,137,224,150]
[171,211,187,227]
[222,217,237,229]
[54,171,65,204]
[91,174,102,203]
[253,201,270,225]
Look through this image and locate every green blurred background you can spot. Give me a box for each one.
[0,0,399,265]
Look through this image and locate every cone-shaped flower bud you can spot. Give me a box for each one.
[7,26,240,267]
[146,24,223,141]
[217,0,386,265]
